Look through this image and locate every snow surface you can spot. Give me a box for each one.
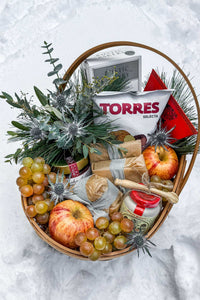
[1,1,200,299]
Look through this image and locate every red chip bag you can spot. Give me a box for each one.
[144,69,197,141]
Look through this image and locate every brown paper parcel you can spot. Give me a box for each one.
[91,155,148,183]
[67,174,123,220]
[89,139,142,163]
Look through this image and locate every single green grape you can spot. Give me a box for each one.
[33,184,45,195]
[95,217,109,230]
[36,212,49,224]
[120,218,134,233]
[43,164,51,174]
[32,194,44,204]
[31,163,43,173]
[94,237,106,251]
[26,205,37,217]
[20,185,33,197]
[150,175,161,183]
[22,157,33,168]
[32,172,45,184]
[44,199,54,211]
[16,177,27,187]
[74,232,87,246]
[108,221,121,235]
[80,242,94,257]
[48,172,57,184]
[101,242,112,254]
[114,235,127,250]
[103,231,115,243]
[110,212,123,222]
[88,249,101,261]
[35,201,48,214]
[34,157,45,165]
[86,228,100,241]
[19,166,32,179]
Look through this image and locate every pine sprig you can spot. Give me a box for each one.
[158,69,198,155]
[5,140,64,165]
[103,75,130,91]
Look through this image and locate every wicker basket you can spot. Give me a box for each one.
[21,42,200,261]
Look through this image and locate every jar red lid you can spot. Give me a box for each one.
[130,190,161,208]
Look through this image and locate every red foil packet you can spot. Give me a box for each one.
[144,69,197,141]
[65,156,80,178]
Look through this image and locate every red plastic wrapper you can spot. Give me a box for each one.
[144,69,197,141]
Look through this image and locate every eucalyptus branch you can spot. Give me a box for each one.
[42,41,66,90]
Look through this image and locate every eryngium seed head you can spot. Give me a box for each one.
[156,133,167,143]
[134,235,144,247]
[68,124,78,136]
[30,127,42,139]
[54,183,65,195]
[56,94,66,107]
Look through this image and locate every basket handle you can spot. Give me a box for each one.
[61,41,200,192]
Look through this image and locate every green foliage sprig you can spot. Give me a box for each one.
[42,41,67,87]
[2,41,125,164]
[159,69,198,155]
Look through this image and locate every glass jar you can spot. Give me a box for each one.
[120,189,162,234]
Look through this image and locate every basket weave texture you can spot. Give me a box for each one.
[22,42,200,260]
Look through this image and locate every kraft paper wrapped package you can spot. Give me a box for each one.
[91,155,148,184]
[89,139,142,163]
[65,174,123,219]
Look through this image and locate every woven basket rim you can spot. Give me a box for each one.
[22,41,200,260]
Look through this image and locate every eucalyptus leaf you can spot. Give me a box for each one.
[110,140,123,144]
[119,147,128,154]
[44,105,62,119]
[14,148,22,164]
[11,121,29,131]
[90,148,95,153]
[76,139,82,149]
[7,131,18,136]
[41,43,52,48]
[42,48,53,54]
[48,70,57,77]
[50,58,59,64]
[5,153,14,158]
[53,78,67,85]
[118,148,123,158]
[14,93,21,103]
[5,160,11,163]
[83,144,89,158]
[34,86,48,106]
[84,136,93,144]
[54,64,62,72]
[2,92,13,101]
[6,100,21,108]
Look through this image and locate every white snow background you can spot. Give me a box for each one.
[0,1,200,299]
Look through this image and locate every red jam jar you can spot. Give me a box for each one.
[120,190,162,234]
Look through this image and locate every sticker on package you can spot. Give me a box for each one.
[93,90,173,144]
